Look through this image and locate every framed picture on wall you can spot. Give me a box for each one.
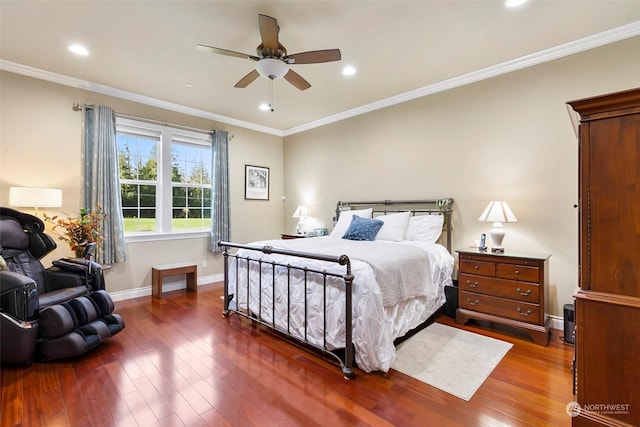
[245,165,270,200]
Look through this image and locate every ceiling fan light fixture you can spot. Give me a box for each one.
[256,58,289,79]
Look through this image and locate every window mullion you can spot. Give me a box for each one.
[159,129,173,232]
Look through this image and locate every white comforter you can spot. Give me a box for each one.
[228,236,453,372]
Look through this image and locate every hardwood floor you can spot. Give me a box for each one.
[1,283,574,426]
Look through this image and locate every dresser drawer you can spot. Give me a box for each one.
[459,259,495,276]
[459,274,540,302]
[459,274,494,293]
[459,291,541,324]
[496,263,539,282]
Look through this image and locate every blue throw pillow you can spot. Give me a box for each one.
[342,215,384,241]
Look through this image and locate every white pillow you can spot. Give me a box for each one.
[405,215,445,242]
[374,211,411,242]
[330,208,373,238]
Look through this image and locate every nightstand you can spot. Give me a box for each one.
[455,249,551,346]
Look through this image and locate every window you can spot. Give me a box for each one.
[116,118,212,235]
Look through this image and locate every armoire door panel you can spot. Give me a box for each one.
[585,114,640,297]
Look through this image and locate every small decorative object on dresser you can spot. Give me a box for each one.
[456,249,550,346]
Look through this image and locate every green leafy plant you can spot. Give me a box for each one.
[44,206,106,252]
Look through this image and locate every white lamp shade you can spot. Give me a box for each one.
[478,201,518,223]
[9,187,62,208]
[292,205,310,219]
[256,58,289,79]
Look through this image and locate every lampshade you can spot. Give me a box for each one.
[478,201,518,223]
[478,201,517,254]
[9,187,62,209]
[292,205,310,219]
[256,58,289,79]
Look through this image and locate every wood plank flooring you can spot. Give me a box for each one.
[1,283,574,426]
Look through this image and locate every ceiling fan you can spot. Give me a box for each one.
[197,13,341,91]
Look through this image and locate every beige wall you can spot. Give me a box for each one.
[0,71,284,296]
[283,37,640,317]
[2,36,638,315]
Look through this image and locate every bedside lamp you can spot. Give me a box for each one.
[9,186,63,216]
[478,201,517,254]
[292,205,310,234]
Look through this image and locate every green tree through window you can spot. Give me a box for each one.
[116,119,212,233]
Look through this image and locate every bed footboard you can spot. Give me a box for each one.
[217,240,356,379]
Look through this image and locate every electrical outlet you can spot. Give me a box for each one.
[202,259,208,268]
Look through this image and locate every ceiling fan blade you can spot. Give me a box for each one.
[284,69,311,91]
[285,49,341,64]
[234,70,260,88]
[258,14,279,51]
[197,44,259,61]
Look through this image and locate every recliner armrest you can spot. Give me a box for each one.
[0,271,36,292]
[44,268,90,292]
[0,271,39,322]
[49,259,105,291]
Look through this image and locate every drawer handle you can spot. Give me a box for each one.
[466,298,479,306]
[466,280,479,288]
[514,270,520,275]
[474,265,479,270]
[516,287,531,296]
[516,307,532,316]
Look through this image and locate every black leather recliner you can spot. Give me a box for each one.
[0,207,124,364]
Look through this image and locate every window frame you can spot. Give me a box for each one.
[116,117,213,241]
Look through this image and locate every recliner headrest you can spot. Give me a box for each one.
[0,207,45,232]
[0,217,29,250]
[0,207,57,258]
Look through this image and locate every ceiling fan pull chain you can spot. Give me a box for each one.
[269,78,275,112]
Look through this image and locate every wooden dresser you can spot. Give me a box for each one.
[568,88,640,426]
[456,250,550,346]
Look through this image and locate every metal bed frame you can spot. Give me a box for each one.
[218,198,454,379]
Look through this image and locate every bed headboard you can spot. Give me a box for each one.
[334,198,455,253]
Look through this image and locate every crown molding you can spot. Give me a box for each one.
[0,60,284,137]
[2,21,638,138]
[283,21,640,136]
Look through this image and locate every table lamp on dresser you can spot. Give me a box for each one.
[292,205,310,234]
[478,201,517,253]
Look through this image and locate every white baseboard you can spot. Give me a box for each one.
[109,273,223,302]
[549,314,563,331]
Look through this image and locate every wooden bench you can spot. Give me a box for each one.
[152,262,197,299]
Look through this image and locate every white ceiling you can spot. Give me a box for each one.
[1,1,639,135]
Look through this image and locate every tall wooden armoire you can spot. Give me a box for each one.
[568,88,640,427]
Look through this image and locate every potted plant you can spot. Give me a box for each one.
[44,206,106,258]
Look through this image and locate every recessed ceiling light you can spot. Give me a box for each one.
[259,103,271,111]
[68,44,89,56]
[342,65,356,76]
[185,83,193,88]
[505,0,528,7]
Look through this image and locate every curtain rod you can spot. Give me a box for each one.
[72,102,233,138]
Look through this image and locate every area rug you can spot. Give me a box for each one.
[392,322,513,401]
